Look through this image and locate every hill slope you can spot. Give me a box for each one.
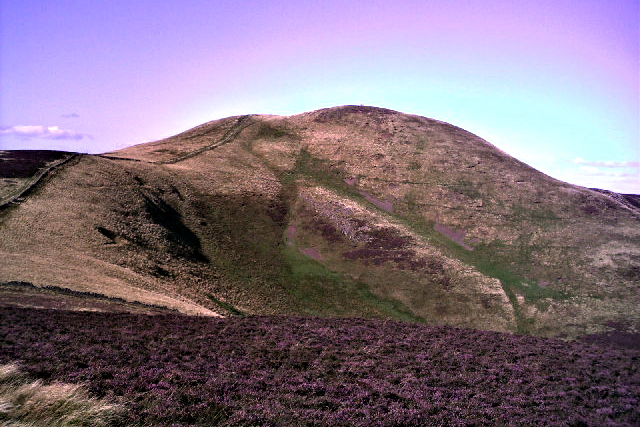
[1,106,638,338]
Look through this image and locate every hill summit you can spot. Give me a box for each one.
[1,105,638,339]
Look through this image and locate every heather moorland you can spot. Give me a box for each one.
[2,307,639,426]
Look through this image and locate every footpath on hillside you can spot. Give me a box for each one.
[0,151,78,210]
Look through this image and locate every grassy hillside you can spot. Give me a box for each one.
[1,106,638,338]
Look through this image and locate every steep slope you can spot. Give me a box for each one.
[1,106,638,338]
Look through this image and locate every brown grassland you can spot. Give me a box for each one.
[1,106,638,339]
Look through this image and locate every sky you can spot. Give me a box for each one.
[1,0,638,193]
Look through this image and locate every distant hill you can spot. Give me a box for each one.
[1,105,638,339]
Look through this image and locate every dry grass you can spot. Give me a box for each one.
[0,363,123,427]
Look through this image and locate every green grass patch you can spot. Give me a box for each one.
[512,281,569,303]
[458,246,572,332]
[292,148,349,189]
[408,161,422,170]
[206,294,245,316]
[253,122,296,140]
[389,206,573,333]
[450,179,483,200]
[509,204,560,225]
[280,246,424,322]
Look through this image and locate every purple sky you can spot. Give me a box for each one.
[1,0,638,193]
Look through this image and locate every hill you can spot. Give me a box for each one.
[1,106,638,338]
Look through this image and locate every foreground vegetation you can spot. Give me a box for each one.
[1,307,638,426]
[0,363,123,426]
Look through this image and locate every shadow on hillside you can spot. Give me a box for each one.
[142,194,209,263]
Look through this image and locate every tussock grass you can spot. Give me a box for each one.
[0,363,123,427]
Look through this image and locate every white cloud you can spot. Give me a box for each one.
[552,161,640,194]
[571,158,640,168]
[0,125,89,140]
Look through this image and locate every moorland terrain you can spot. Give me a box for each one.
[0,105,638,426]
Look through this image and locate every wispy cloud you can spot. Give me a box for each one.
[571,158,640,168]
[574,168,638,179]
[61,113,80,118]
[0,125,90,140]
[552,158,640,194]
